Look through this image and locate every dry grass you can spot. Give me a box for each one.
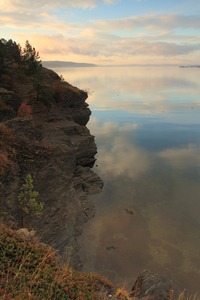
[178,290,200,300]
[0,152,13,174]
[0,224,130,300]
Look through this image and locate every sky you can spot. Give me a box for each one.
[1,0,200,65]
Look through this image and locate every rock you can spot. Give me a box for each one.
[106,246,118,251]
[124,208,135,215]
[130,269,174,300]
[61,85,91,126]
[0,66,103,270]
[42,67,61,81]
[16,228,36,240]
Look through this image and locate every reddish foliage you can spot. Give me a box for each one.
[18,102,32,118]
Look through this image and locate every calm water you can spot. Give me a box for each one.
[56,66,200,294]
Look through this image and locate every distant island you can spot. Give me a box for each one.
[43,61,97,68]
[179,65,200,68]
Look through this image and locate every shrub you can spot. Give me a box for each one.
[17,102,32,119]
[0,152,12,174]
[18,174,44,227]
[0,224,115,300]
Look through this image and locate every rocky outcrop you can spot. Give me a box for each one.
[0,67,103,269]
[130,270,174,300]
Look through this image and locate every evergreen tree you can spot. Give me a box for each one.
[22,40,42,74]
[18,174,44,227]
[6,39,21,65]
[0,39,6,74]
[0,38,21,76]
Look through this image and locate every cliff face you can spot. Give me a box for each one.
[0,67,103,269]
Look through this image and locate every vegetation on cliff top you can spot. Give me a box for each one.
[0,38,87,123]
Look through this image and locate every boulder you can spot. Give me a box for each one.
[130,270,174,300]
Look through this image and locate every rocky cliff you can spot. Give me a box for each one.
[0,66,103,269]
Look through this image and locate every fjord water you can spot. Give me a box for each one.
[57,66,200,294]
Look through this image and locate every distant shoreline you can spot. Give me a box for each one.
[179,65,200,68]
[43,61,97,68]
[43,61,178,68]
[43,61,200,68]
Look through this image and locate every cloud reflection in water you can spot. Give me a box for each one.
[62,66,200,294]
[79,117,200,294]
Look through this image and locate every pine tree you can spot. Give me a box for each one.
[0,38,21,76]
[22,40,42,74]
[18,174,44,227]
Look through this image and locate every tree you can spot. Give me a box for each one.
[18,174,44,227]
[0,39,21,62]
[6,39,21,65]
[0,38,21,76]
[0,39,6,75]
[22,40,42,74]
[33,69,45,101]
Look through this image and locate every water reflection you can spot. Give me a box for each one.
[56,66,200,294]
[56,66,200,116]
[79,117,200,294]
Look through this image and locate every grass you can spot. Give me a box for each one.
[178,290,200,300]
[0,224,132,300]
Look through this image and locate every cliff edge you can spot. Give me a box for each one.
[0,63,103,269]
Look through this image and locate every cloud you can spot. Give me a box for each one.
[14,31,200,64]
[0,0,120,12]
[160,145,200,170]
[100,136,150,179]
[0,12,45,27]
[104,0,118,3]
[95,14,200,31]
[88,118,150,179]
[116,39,200,57]
[5,11,199,62]
[89,118,139,136]
[0,0,97,12]
[1,0,200,64]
